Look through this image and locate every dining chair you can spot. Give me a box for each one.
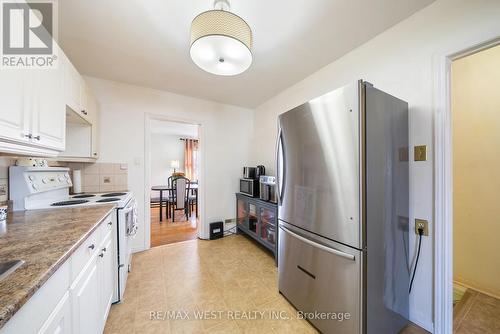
[168,176,190,222]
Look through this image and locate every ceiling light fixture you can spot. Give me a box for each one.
[190,0,253,76]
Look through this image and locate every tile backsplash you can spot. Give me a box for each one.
[64,162,129,193]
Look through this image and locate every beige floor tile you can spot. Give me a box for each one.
[105,235,433,334]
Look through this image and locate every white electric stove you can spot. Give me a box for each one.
[9,166,137,303]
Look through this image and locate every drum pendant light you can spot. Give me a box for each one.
[190,0,253,76]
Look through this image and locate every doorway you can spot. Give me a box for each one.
[451,44,500,332]
[146,118,201,247]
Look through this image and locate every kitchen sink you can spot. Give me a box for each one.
[0,260,24,282]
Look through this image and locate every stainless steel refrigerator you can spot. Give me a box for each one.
[277,80,409,333]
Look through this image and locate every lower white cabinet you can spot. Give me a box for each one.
[71,255,101,334]
[38,292,72,334]
[0,214,115,334]
[100,233,114,329]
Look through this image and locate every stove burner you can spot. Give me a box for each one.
[72,194,96,199]
[101,192,126,197]
[96,198,120,203]
[51,200,89,206]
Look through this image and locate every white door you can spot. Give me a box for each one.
[99,234,114,329]
[38,291,71,334]
[31,63,66,151]
[0,70,31,143]
[71,257,100,334]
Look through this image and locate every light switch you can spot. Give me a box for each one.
[414,145,427,161]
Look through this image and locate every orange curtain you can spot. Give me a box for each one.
[184,139,198,181]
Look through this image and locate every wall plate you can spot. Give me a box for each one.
[414,145,427,161]
[415,219,429,236]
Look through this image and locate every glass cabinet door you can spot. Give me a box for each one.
[260,207,276,247]
[237,198,248,229]
[248,203,258,234]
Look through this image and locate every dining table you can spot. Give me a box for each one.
[151,183,198,222]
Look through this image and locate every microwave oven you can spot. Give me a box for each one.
[240,178,259,197]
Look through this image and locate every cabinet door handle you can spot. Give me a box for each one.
[24,133,32,139]
[107,221,112,226]
[102,247,107,252]
[81,110,88,115]
[88,244,95,250]
[33,135,40,141]
[99,253,104,258]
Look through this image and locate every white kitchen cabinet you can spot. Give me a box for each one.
[0,48,66,155]
[71,254,101,334]
[99,233,114,331]
[88,91,100,159]
[64,56,84,116]
[31,63,66,151]
[0,71,30,144]
[38,291,71,334]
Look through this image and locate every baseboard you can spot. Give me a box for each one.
[453,280,500,300]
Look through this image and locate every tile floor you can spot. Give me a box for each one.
[104,235,427,334]
[453,288,500,333]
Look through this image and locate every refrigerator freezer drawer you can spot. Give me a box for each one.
[278,225,362,334]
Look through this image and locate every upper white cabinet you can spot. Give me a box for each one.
[0,44,100,158]
[0,71,30,144]
[0,51,66,155]
[31,55,66,151]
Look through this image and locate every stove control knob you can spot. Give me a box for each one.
[28,175,35,181]
[66,180,71,184]
[32,183,39,190]
[65,174,70,179]
[58,175,64,182]
[42,178,48,184]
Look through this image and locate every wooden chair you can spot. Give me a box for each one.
[167,176,190,222]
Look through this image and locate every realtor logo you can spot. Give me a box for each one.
[1,1,58,68]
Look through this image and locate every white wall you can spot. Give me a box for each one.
[150,133,185,197]
[251,0,500,330]
[85,77,254,251]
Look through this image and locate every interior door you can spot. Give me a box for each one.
[277,82,361,248]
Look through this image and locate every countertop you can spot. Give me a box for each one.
[0,205,115,329]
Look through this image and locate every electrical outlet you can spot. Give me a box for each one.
[414,145,427,161]
[415,219,429,236]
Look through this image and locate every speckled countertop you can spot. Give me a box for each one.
[0,205,115,329]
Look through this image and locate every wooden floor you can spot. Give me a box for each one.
[453,287,500,333]
[150,206,198,247]
[105,234,429,334]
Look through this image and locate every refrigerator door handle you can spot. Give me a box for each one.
[276,126,285,204]
[280,226,355,261]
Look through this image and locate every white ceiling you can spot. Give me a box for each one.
[150,120,198,138]
[59,0,434,108]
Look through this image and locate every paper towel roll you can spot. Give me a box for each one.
[73,170,82,194]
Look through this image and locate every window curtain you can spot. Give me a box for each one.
[184,139,199,181]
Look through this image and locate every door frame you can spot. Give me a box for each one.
[144,113,206,249]
[433,37,500,334]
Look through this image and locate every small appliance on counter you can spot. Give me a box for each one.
[259,176,277,203]
[239,178,259,197]
[255,165,265,179]
[240,165,267,197]
[242,167,256,179]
